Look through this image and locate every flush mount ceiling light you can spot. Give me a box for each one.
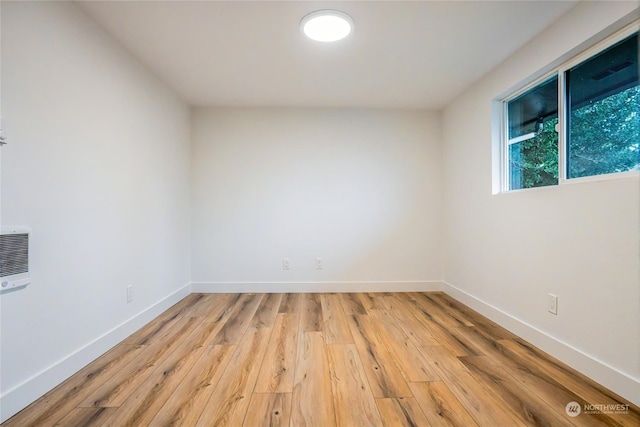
[301,10,354,42]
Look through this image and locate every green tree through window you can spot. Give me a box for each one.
[504,31,638,191]
[569,85,639,178]
[509,117,559,189]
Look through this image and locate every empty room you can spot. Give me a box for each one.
[1,0,639,425]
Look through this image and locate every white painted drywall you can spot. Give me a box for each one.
[2,0,637,420]
[442,1,639,405]
[191,108,442,290]
[0,2,191,421]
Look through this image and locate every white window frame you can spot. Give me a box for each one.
[498,22,640,193]
[501,72,559,192]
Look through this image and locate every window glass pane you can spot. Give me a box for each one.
[507,76,558,190]
[508,76,558,140]
[567,33,639,178]
[509,117,559,190]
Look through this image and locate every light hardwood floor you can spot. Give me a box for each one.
[3,292,639,426]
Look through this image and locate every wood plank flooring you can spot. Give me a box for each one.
[3,292,639,426]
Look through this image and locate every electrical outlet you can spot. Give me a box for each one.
[315,258,323,269]
[282,258,291,270]
[127,285,134,303]
[548,293,557,315]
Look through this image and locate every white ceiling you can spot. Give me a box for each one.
[77,1,578,109]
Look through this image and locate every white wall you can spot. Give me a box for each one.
[2,0,637,420]
[0,2,191,421]
[191,108,442,292]
[442,1,639,406]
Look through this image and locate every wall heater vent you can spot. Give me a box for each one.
[1,227,30,291]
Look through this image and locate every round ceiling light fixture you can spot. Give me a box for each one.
[301,10,354,42]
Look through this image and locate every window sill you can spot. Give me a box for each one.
[495,169,639,195]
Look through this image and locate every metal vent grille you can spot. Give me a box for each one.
[0,233,29,277]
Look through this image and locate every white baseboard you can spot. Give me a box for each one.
[0,283,192,423]
[191,281,443,294]
[441,281,640,407]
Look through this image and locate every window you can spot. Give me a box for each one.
[501,27,639,191]
[566,34,639,179]
[507,76,558,190]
